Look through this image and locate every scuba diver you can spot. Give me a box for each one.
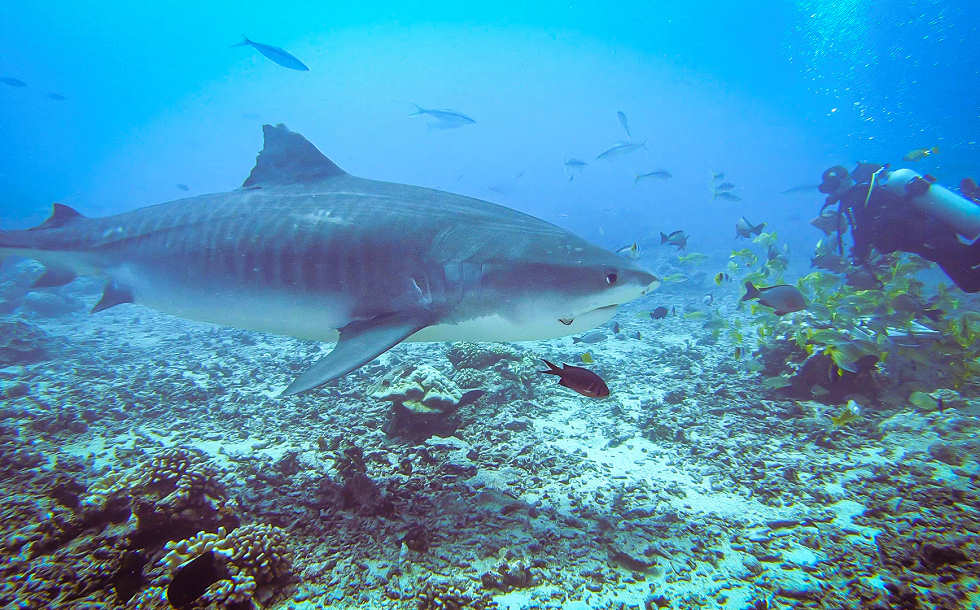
[818,163,980,292]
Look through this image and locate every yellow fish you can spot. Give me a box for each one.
[581,352,594,364]
[902,146,938,162]
[678,252,708,265]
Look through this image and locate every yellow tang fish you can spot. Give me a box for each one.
[902,146,938,162]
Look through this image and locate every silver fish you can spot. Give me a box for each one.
[617,111,631,139]
[735,216,765,238]
[1,124,658,396]
[597,141,646,160]
[234,36,309,71]
[636,170,672,182]
[410,105,475,129]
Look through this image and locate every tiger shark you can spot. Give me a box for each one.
[0,124,659,395]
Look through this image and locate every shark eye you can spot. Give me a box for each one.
[605,272,618,286]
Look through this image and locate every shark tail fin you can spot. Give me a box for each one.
[660,232,668,244]
[741,281,760,302]
[232,35,251,48]
[408,103,425,116]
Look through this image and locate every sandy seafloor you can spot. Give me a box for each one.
[1,260,978,610]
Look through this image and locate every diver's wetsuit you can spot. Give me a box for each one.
[839,183,980,292]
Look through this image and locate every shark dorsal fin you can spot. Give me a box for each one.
[31,203,84,230]
[242,123,346,188]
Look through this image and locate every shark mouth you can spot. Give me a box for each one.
[558,304,619,326]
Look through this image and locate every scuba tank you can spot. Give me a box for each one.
[877,168,980,242]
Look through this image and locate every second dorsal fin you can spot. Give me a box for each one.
[242,123,346,188]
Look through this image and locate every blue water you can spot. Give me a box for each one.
[3,1,977,248]
[2,2,979,608]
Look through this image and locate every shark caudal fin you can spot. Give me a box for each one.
[242,124,347,188]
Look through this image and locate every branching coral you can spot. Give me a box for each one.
[81,447,239,547]
[155,523,292,608]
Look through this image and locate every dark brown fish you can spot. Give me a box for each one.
[650,306,669,319]
[539,359,609,398]
[809,209,844,235]
[740,281,806,315]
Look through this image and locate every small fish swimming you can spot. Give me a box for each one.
[635,170,672,182]
[810,209,845,235]
[572,330,607,344]
[597,141,646,160]
[845,268,882,290]
[616,242,640,259]
[702,294,713,306]
[539,359,609,398]
[903,146,938,162]
[714,191,742,202]
[650,306,669,319]
[767,244,788,266]
[741,281,806,315]
[617,111,631,139]
[714,272,731,285]
[1,77,26,87]
[564,158,587,182]
[811,249,848,273]
[581,352,594,364]
[712,171,725,181]
[780,184,820,194]
[176,184,190,192]
[735,216,766,238]
[234,36,310,71]
[715,182,736,191]
[677,252,708,264]
[660,230,688,249]
[410,105,476,129]
[612,322,621,334]
[46,92,67,101]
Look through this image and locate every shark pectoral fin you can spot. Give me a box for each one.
[281,311,434,396]
[91,280,133,313]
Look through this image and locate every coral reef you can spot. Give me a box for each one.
[374,364,466,440]
[445,342,523,370]
[143,523,292,608]
[0,446,242,607]
[81,446,240,548]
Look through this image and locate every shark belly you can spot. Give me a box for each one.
[112,264,352,342]
[410,306,617,342]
